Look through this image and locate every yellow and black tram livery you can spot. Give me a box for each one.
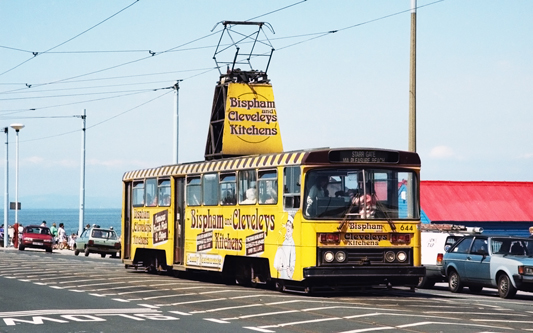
[121,147,424,291]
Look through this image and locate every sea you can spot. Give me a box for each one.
[0,208,121,236]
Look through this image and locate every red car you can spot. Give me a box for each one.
[19,225,54,252]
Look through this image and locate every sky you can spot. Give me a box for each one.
[0,0,532,209]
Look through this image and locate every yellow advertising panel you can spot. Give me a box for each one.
[222,82,283,155]
[184,206,305,281]
[131,208,174,264]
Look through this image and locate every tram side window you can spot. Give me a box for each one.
[145,178,157,207]
[258,170,278,205]
[203,173,219,206]
[239,170,257,205]
[132,181,145,207]
[283,166,301,209]
[158,178,171,206]
[187,177,201,206]
[220,173,237,205]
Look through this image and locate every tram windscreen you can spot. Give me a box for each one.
[303,168,419,220]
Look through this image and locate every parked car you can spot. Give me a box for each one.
[18,225,54,252]
[74,225,120,258]
[443,234,533,298]
[418,224,483,288]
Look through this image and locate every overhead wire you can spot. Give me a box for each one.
[275,0,445,52]
[0,0,141,77]
[19,89,173,143]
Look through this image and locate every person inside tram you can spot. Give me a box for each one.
[351,176,377,219]
[240,187,257,204]
[305,176,329,216]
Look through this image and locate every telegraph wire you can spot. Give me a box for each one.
[246,0,308,22]
[3,80,179,95]
[0,90,154,114]
[0,87,163,101]
[1,0,307,92]
[0,0,140,77]
[18,89,173,143]
[275,0,444,52]
[87,89,173,129]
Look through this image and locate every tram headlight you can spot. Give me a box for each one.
[385,251,395,263]
[396,251,407,262]
[335,251,346,263]
[324,251,335,263]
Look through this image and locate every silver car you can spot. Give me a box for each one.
[74,225,120,258]
[443,235,533,298]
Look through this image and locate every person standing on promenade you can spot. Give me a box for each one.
[58,223,67,249]
[8,225,14,247]
[13,222,19,248]
[50,223,58,249]
[529,226,533,238]
[41,220,47,227]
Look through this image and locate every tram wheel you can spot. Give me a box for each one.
[275,281,284,292]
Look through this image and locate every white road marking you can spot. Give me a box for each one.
[0,308,158,318]
[190,304,262,314]
[260,317,341,329]
[243,327,275,332]
[170,298,227,306]
[223,309,300,321]
[168,311,192,316]
[204,318,229,324]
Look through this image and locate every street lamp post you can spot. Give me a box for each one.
[3,127,8,248]
[10,124,24,227]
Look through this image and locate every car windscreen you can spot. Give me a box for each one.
[492,238,533,256]
[91,230,118,239]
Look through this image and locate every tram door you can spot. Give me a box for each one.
[173,177,185,264]
[123,182,132,260]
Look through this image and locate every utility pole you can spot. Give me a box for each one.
[77,110,86,235]
[173,80,183,164]
[409,0,417,152]
[3,127,8,248]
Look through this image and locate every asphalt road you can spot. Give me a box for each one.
[2,247,533,333]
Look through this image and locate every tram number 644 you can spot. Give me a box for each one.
[398,225,414,231]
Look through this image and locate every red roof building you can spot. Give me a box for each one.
[421,181,533,237]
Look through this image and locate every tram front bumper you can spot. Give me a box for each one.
[303,266,425,286]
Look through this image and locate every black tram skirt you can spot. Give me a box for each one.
[303,266,426,287]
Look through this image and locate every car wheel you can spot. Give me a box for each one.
[18,245,24,251]
[74,249,80,256]
[448,270,463,293]
[498,274,517,299]
[417,276,435,289]
[469,285,483,293]
[46,247,53,253]
[101,253,106,258]
[84,247,90,257]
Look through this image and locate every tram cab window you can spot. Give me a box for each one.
[283,167,301,209]
[132,181,145,207]
[220,174,237,205]
[158,178,171,206]
[303,168,418,220]
[203,173,219,206]
[187,177,201,206]
[239,170,257,205]
[258,170,278,205]
[145,178,157,207]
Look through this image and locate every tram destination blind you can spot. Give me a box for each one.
[329,150,399,164]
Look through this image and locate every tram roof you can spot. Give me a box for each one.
[122,147,420,181]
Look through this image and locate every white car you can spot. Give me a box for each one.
[418,224,482,288]
[74,225,121,258]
